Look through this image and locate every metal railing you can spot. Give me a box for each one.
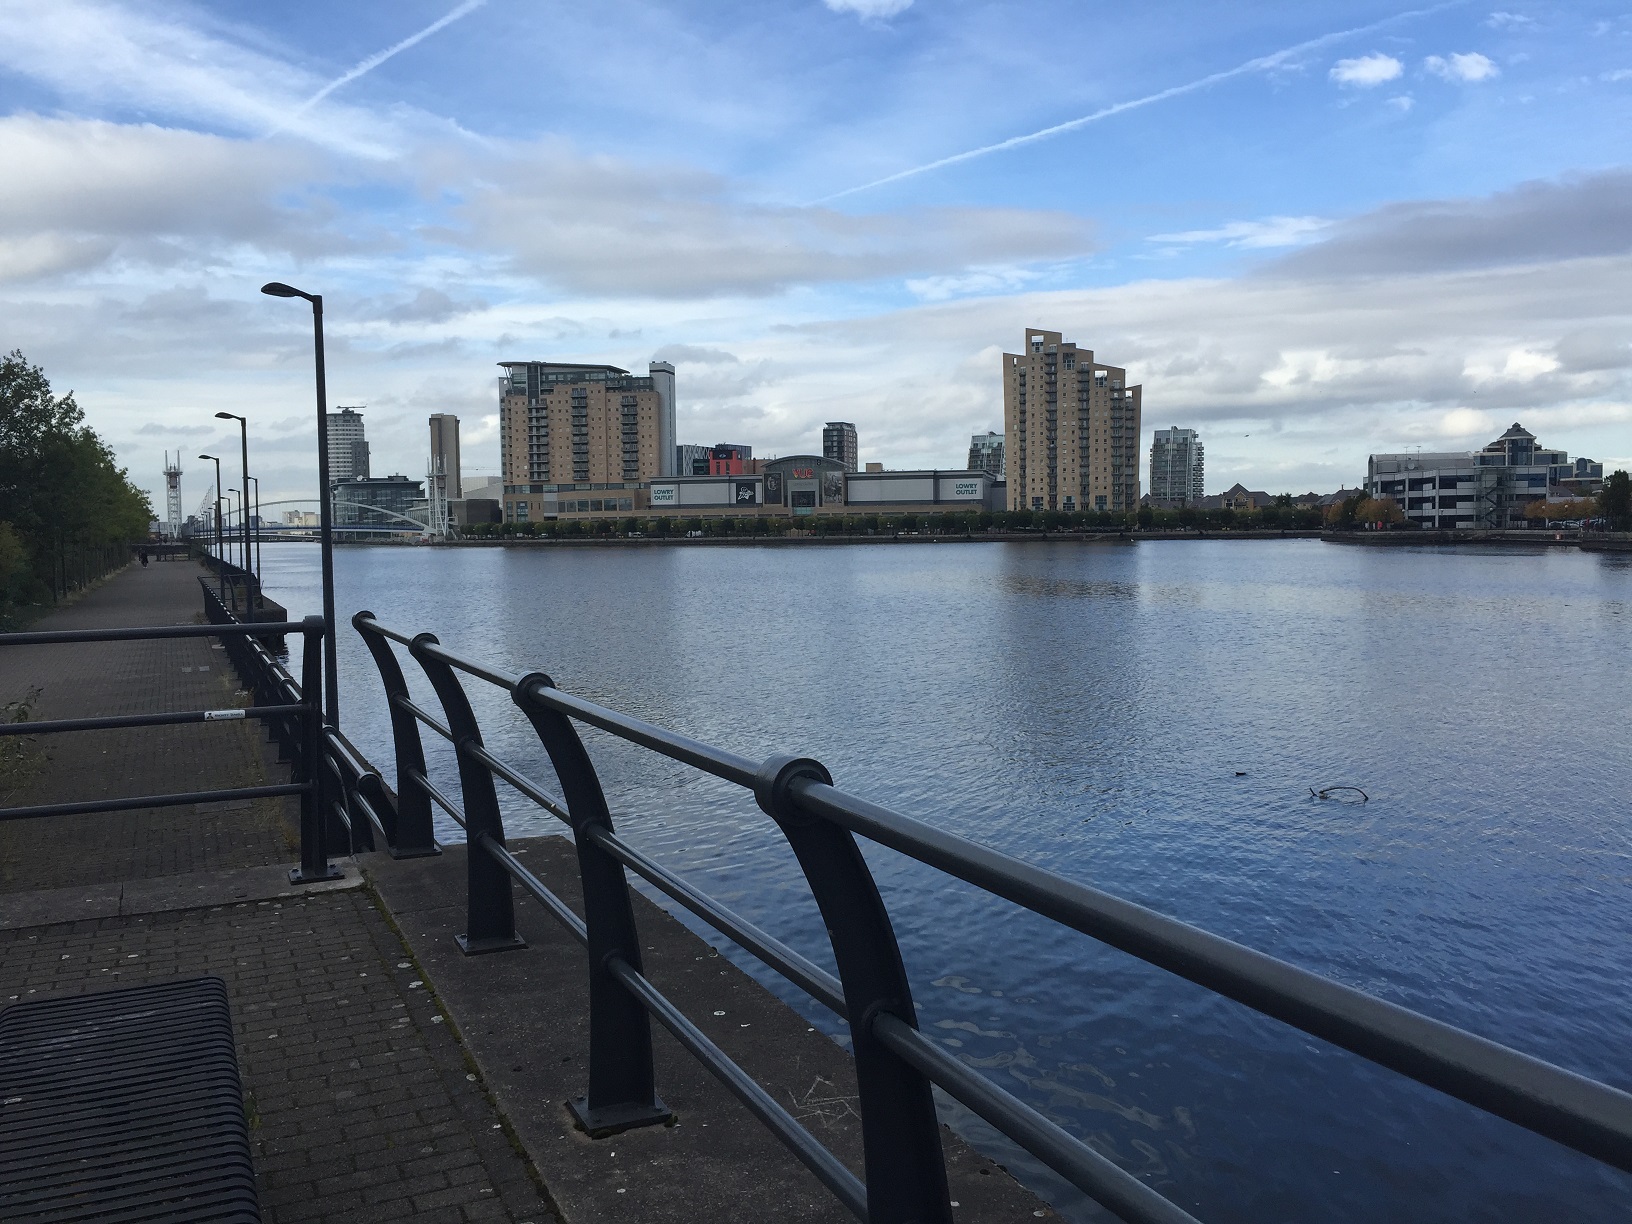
[198,581,437,869]
[352,610,1632,1224]
[0,590,345,886]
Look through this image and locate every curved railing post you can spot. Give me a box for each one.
[409,632,523,955]
[353,611,439,858]
[754,754,952,1224]
[513,673,673,1138]
[289,616,342,885]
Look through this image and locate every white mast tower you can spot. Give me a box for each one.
[163,452,184,539]
[426,454,451,539]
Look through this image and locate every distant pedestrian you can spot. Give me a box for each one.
[139,548,149,567]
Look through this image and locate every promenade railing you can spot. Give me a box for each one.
[352,610,1632,1224]
[0,593,345,885]
[199,580,438,867]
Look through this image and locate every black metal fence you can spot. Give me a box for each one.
[0,594,333,888]
[350,610,1632,1224]
[197,580,437,877]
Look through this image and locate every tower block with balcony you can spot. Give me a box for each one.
[1002,329,1141,513]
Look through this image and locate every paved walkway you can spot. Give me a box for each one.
[0,561,560,1224]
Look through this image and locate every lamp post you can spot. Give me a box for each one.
[261,281,338,727]
[215,412,252,582]
[199,454,224,601]
[227,489,241,612]
[248,475,262,587]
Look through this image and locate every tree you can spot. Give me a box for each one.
[1356,497,1404,526]
[1136,506,1155,529]
[1599,471,1631,530]
[0,351,152,614]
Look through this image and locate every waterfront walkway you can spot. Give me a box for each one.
[0,562,556,1224]
[0,561,1053,1223]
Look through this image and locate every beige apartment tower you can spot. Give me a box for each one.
[498,361,676,489]
[1002,329,1141,513]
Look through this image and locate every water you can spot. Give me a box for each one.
[260,538,1632,1222]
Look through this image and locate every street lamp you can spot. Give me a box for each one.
[247,475,262,588]
[199,454,224,601]
[260,281,338,728]
[215,412,252,586]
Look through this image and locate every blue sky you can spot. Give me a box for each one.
[0,0,1629,508]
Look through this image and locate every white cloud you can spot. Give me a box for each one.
[1485,11,1536,29]
[1387,95,1415,113]
[1330,53,1404,87]
[0,0,428,158]
[442,140,1096,297]
[1603,69,1632,83]
[0,115,334,281]
[1425,52,1500,82]
[1149,216,1331,250]
[905,266,1042,301]
[824,0,913,18]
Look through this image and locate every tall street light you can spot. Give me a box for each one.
[261,281,338,727]
[216,412,252,588]
[199,453,224,601]
[227,488,242,610]
[247,475,263,588]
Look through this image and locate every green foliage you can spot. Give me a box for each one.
[1599,470,1631,529]
[0,351,153,620]
[1136,506,1155,529]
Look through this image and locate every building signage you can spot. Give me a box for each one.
[791,468,814,479]
[764,472,784,504]
[952,481,980,498]
[734,482,757,505]
[650,484,677,505]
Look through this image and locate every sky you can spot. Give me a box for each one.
[1,0,1630,512]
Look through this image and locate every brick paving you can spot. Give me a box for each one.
[0,561,562,1223]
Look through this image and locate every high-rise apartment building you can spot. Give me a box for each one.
[1149,427,1204,507]
[498,360,677,488]
[676,444,710,476]
[1002,330,1141,513]
[429,414,461,499]
[968,431,1005,478]
[327,407,369,484]
[823,421,858,472]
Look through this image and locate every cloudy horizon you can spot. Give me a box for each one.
[1,0,1629,511]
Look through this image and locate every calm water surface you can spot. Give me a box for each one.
[261,538,1632,1222]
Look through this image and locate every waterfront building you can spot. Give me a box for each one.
[645,467,1001,518]
[499,359,677,489]
[709,443,753,475]
[1003,329,1142,513]
[333,475,423,527]
[429,414,461,499]
[1366,423,1601,529]
[1149,427,1204,507]
[676,444,710,476]
[823,422,859,472]
[327,407,369,484]
[968,431,1005,479]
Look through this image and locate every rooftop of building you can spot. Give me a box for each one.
[498,361,629,374]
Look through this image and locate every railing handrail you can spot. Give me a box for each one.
[352,611,1632,1224]
[0,621,308,646]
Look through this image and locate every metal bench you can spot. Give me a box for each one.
[0,976,260,1222]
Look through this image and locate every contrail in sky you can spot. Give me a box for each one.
[816,3,1461,203]
[269,0,487,134]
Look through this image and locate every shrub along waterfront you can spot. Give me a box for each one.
[0,351,153,624]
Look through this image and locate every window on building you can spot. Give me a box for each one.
[1095,495,1107,510]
